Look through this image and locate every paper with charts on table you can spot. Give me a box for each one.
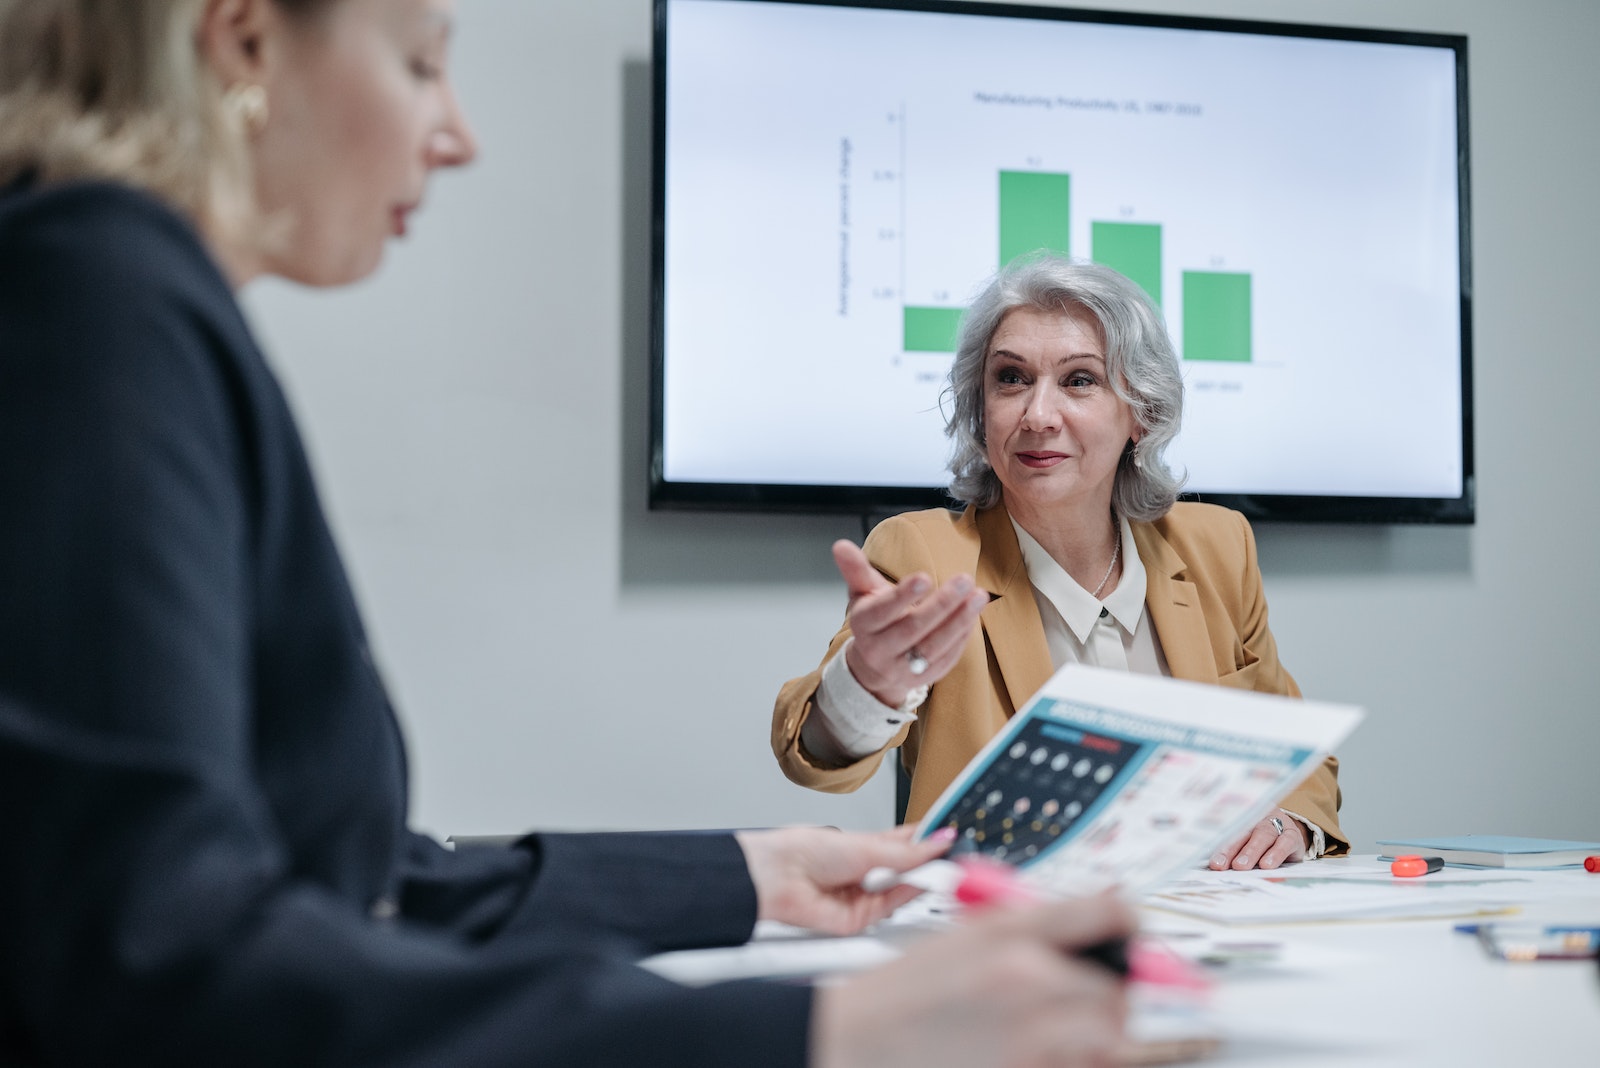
[1142,860,1562,924]
[914,664,1363,898]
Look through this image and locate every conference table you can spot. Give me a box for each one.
[1143,857,1600,1065]
[645,856,1600,1066]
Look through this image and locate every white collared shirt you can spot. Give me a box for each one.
[1011,514,1169,678]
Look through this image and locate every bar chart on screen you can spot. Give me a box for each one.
[839,77,1304,373]
[890,153,1257,366]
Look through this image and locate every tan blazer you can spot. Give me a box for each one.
[772,501,1345,851]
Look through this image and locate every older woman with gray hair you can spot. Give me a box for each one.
[773,255,1344,870]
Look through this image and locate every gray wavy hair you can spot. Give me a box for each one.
[944,255,1185,521]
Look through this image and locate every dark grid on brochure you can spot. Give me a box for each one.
[932,716,1139,865]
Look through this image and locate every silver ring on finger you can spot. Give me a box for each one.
[1268,816,1285,837]
[906,648,929,676]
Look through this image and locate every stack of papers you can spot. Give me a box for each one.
[1143,862,1541,924]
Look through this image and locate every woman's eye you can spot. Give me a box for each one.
[1066,372,1096,389]
[410,58,443,81]
[995,367,1024,385]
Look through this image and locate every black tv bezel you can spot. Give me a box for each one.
[648,0,1474,524]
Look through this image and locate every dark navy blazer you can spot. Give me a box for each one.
[0,180,810,1065]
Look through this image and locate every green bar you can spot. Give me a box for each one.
[1092,222,1162,306]
[999,170,1070,267]
[1182,271,1252,362]
[903,306,964,353]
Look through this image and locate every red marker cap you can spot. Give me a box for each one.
[1391,854,1444,877]
[1584,856,1600,873]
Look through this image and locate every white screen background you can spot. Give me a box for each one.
[661,0,1464,497]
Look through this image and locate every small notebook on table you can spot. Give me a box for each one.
[1375,835,1600,869]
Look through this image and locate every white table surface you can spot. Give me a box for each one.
[1164,856,1600,1061]
[1148,856,1600,1066]
[644,856,1600,1065]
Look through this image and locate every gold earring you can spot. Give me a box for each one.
[224,83,269,135]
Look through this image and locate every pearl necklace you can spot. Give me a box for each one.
[1089,520,1121,600]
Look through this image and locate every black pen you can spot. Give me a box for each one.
[1076,936,1130,977]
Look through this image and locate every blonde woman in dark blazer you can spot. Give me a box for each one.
[774,257,1343,869]
[0,4,1137,1064]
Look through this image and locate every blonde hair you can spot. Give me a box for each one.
[0,0,277,245]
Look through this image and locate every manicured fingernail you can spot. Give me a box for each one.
[1209,854,1226,867]
[907,576,930,595]
[931,826,957,843]
[950,575,972,594]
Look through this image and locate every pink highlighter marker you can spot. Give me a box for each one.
[953,857,1210,992]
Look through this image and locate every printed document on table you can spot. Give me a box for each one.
[1144,862,1542,924]
[915,664,1363,897]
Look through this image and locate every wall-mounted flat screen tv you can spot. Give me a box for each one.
[650,0,1472,523]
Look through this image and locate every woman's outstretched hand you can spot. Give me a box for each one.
[832,539,988,709]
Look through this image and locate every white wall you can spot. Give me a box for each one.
[245,0,1600,850]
